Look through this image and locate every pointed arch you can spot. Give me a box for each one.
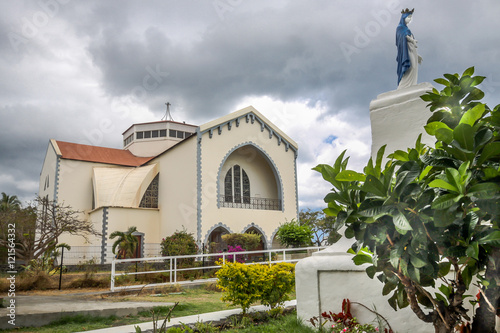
[217,142,283,211]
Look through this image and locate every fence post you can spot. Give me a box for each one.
[169,258,172,284]
[111,260,116,292]
[174,257,177,283]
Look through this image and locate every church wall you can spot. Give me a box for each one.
[199,115,298,247]
[56,159,122,247]
[153,137,198,240]
[38,140,59,202]
[105,207,160,245]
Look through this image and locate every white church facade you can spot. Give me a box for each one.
[39,106,299,263]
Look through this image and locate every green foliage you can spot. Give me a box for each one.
[216,262,295,314]
[110,226,139,259]
[0,192,21,212]
[161,229,198,266]
[276,219,313,248]
[221,232,262,251]
[314,67,500,331]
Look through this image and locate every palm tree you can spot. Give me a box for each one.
[109,226,139,259]
[0,192,21,212]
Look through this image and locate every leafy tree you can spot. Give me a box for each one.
[0,196,100,261]
[276,219,313,248]
[314,67,500,333]
[0,192,21,212]
[110,226,139,259]
[299,208,337,246]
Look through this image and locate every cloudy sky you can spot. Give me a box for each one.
[1,0,499,210]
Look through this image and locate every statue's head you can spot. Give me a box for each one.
[400,8,414,26]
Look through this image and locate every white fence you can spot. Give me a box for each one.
[56,244,161,265]
[110,246,326,292]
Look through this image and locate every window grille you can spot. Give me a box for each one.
[140,174,159,208]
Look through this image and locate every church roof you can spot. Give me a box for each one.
[53,140,154,167]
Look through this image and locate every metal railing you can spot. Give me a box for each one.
[110,246,326,291]
[218,195,282,210]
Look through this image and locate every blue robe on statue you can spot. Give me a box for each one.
[396,12,413,85]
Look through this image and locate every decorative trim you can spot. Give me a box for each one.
[200,111,297,154]
[53,155,60,204]
[216,142,284,212]
[294,150,299,220]
[241,222,268,250]
[100,207,108,264]
[203,222,233,246]
[196,129,203,243]
[270,225,282,249]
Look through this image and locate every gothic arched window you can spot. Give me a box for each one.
[224,165,250,204]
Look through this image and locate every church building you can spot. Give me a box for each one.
[38,106,299,263]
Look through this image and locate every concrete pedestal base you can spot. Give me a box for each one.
[296,246,500,332]
[295,246,436,332]
[369,82,434,160]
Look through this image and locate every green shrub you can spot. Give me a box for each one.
[259,263,295,311]
[216,262,295,314]
[161,230,198,266]
[221,233,262,251]
[276,219,313,248]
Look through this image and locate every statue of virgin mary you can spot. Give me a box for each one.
[396,8,422,89]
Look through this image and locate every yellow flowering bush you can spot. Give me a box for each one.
[215,261,295,314]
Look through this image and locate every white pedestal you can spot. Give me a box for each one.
[369,82,434,160]
[296,246,434,332]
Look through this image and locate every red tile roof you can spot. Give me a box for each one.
[55,141,154,166]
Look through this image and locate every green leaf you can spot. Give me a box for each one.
[418,165,433,182]
[391,150,409,162]
[382,281,397,295]
[477,142,500,165]
[353,253,372,265]
[434,78,450,86]
[424,121,452,136]
[453,123,475,151]
[462,67,475,77]
[435,128,454,144]
[466,242,479,260]
[460,104,485,126]
[392,211,412,231]
[468,182,500,197]
[361,175,388,197]
[366,266,376,279]
[435,292,449,306]
[335,170,366,182]
[438,262,451,278]
[439,284,451,298]
[478,231,500,246]
[410,255,428,268]
[428,179,459,193]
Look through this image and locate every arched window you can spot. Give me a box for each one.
[140,174,159,208]
[224,165,250,204]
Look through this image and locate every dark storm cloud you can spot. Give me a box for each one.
[1,0,500,207]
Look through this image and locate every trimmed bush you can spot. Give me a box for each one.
[216,262,295,314]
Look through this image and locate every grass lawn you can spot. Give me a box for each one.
[1,285,300,332]
[1,286,239,332]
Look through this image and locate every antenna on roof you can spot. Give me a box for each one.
[162,102,174,121]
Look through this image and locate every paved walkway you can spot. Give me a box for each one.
[0,291,175,330]
[79,300,297,333]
